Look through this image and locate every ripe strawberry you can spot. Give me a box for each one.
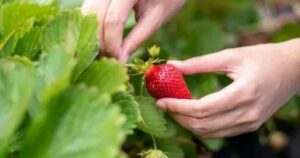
[128,45,192,99]
[145,64,192,99]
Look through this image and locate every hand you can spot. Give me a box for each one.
[81,0,186,63]
[156,39,300,138]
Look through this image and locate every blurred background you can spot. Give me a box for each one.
[128,0,300,157]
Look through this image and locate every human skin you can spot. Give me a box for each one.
[81,0,186,63]
[156,38,300,138]
[81,1,300,138]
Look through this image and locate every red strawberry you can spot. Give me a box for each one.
[145,64,192,99]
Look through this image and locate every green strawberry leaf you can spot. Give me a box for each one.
[6,0,85,9]
[53,0,85,10]
[136,97,167,137]
[0,3,57,54]
[21,86,125,158]
[76,58,128,94]
[157,138,184,158]
[14,27,41,59]
[0,57,35,156]
[40,10,99,80]
[113,92,139,135]
[29,13,79,116]
[40,11,82,54]
[72,14,99,80]
[4,0,52,5]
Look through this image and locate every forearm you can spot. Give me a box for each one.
[277,38,300,94]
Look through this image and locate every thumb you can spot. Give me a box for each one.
[168,50,237,75]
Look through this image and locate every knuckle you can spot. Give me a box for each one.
[165,104,176,113]
[243,109,261,124]
[193,105,209,118]
[104,13,124,27]
[189,121,207,134]
[248,123,260,132]
[195,125,207,134]
[236,82,258,105]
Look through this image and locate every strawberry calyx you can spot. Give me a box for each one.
[127,45,165,75]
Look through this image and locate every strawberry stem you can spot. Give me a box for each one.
[140,76,145,96]
[151,134,157,150]
[127,45,166,75]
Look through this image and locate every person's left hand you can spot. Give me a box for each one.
[156,39,300,138]
[81,0,186,63]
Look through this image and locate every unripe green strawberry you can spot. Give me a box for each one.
[145,64,192,99]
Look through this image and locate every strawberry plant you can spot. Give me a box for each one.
[1,0,300,158]
[0,1,197,158]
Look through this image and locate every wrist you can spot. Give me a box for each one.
[280,38,300,93]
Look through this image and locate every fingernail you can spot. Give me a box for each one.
[156,100,166,109]
[167,60,181,65]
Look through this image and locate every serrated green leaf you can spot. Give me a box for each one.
[0,58,35,156]
[40,11,99,80]
[53,0,85,10]
[21,86,125,158]
[14,27,41,59]
[35,46,76,105]
[30,18,78,116]
[1,18,35,56]
[76,58,128,94]
[136,97,167,137]
[0,3,57,37]
[28,9,101,118]
[113,92,139,135]
[72,14,99,80]
[5,0,52,5]
[157,138,184,158]
[0,3,57,54]
[40,11,82,54]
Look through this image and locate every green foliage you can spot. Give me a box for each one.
[21,86,125,158]
[0,0,299,157]
[136,97,167,137]
[271,23,300,42]
[0,3,57,55]
[202,139,225,152]
[0,2,130,158]
[156,138,184,158]
[275,96,300,123]
[76,58,128,94]
[113,92,139,135]
[0,58,35,157]
[14,27,41,59]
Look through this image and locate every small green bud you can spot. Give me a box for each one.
[148,45,160,57]
[139,149,168,158]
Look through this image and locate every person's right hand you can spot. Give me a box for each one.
[82,0,186,63]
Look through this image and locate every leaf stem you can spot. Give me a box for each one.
[140,76,145,96]
[138,113,158,151]
[151,134,157,150]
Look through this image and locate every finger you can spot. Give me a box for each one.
[81,0,111,50]
[200,123,258,139]
[122,4,166,57]
[167,50,239,75]
[103,0,136,62]
[157,82,244,119]
[171,106,245,134]
[170,113,200,132]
